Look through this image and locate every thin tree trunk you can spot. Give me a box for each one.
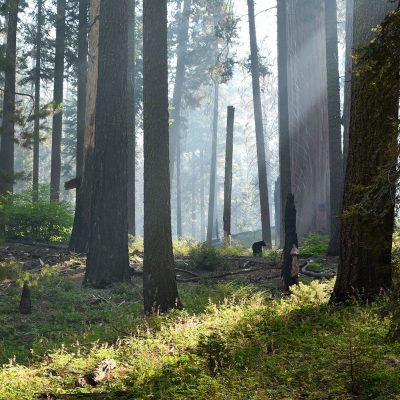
[169,0,192,182]
[0,0,19,196]
[207,83,219,244]
[325,0,343,256]
[143,0,181,313]
[69,0,99,253]
[277,0,291,248]
[176,136,182,238]
[343,0,354,172]
[223,106,234,246]
[274,177,281,247]
[333,0,399,302]
[200,147,205,242]
[191,150,196,238]
[50,0,66,201]
[85,0,130,287]
[76,0,88,178]
[127,0,136,236]
[33,0,43,201]
[247,0,272,248]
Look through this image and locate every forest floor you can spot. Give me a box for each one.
[0,243,399,399]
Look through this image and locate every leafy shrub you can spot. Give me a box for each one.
[189,244,227,271]
[1,187,73,244]
[300,233,330,257]
[289,280,334,306]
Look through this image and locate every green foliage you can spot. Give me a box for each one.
[300,233,330,257]
[1,278,400,399]
[307,261,322,272]
[189,243,227,271]
[1,187,73,244]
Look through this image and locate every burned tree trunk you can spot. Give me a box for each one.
[282,194,298,291]
[223,106,235,246]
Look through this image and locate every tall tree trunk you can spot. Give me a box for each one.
[0,0,19,195]
[33,0,43,201]
[191,150,196,238]
[69,0,99,253]
[200,147,205,242]
[143,0,181,313]
[247,0,272,248]
[223,106,234,246]
[176,135,182,238]
[274,177,281,247]
[206,83,219,244]
[333,0,399,302]
[342,0,354,172]
[127,0,136,236]
[85,0,130,287]
[50,0,66,201]
[76,0,88,178]
[277,0,291,248]
[169,0,192,182]
[325,0,343,256]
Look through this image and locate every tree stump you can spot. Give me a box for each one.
[19,282,32,314]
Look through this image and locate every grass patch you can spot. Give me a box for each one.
[0,276,400,399]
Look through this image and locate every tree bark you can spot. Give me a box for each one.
[76,0,88,178]
[127,0,136,236]
[69,0,99,253]
[200,148,205,242]
[274,177,281,247]
[277,0,291,248]
[325,0,343,256]
[33,0,43,201]
[169,0,192,182]
[247,0,272,248]
[0,0,19,196]
[342,0,354,172]
[143,0,181,313]
[176,135,182,238]
[85,0,131,287]
[282,193,298,291]
[206,83,219,244]
[223,106,234,246]
[50,0,66,201]
[333,0,399,301]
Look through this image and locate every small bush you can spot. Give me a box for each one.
[189,244,227,271]
[300,233,330,257]
[1,187,73,244]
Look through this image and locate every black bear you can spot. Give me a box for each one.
[252,240,266,257]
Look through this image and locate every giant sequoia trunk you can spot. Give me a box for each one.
[286,0,330,238]
[85,0,131,287]
[143,0,181,313]
[76,0,88,178]
[0,0,19,195]
[247,0,272,248]
[127,0,136,236]
[69,0,99,253]
[325,0,343,256]
[333,1,399,301]
[50,0,66,201]
[33,0,43,201]
[277,0,291,248]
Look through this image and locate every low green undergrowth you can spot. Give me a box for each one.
[1,187,73,244]
[0,277,399,400]
[300,233,330,257]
